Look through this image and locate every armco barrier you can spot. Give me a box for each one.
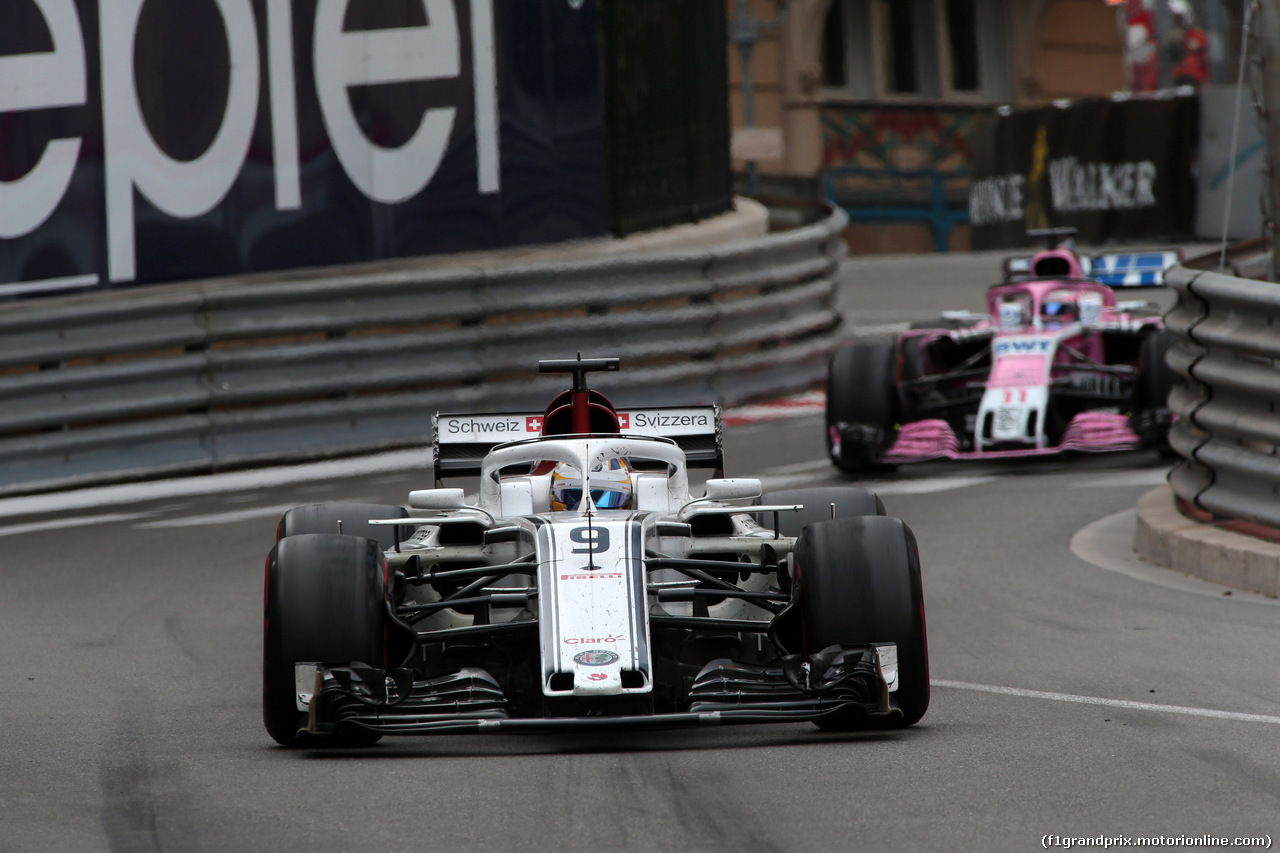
[1165,244,1280,528]
[0,206,848,496]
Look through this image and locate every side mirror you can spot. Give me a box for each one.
[408,488,468,511]
[702,478,762,503]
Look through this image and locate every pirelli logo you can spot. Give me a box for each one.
[560,573,623,581]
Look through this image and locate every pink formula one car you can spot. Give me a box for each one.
[826,233,1182,473]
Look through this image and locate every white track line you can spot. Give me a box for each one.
[0,449,429,519]
[136,503,305,529]
[758,473,833,491]
[870,475,996,495]
[761,459,834,476]
[935,679,1280,725]
[0,512,155,537]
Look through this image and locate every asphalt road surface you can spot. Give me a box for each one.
[1,247,1275,853]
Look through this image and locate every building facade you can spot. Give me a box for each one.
[730,0,1236,252]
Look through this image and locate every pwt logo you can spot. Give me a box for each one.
[993,337,1053,357]
[0,0,499,284]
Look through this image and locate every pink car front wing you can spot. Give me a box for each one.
[879,412,1141,464]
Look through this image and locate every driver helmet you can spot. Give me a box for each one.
[1042,295,1079,323]
[550,457,633,511]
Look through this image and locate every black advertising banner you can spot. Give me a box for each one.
[599,0,732,235]
[0,0,609,295]
[968,94,1199,249]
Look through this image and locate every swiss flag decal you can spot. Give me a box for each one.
[617,413,629,429]
[526,416,543,432]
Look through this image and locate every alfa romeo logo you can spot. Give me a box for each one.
[573,649,619,666]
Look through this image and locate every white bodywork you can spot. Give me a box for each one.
[977,330,1072,450]
[537,516,649,696]
[392,434,792,700]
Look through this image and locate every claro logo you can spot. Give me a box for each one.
[0,0,499,282]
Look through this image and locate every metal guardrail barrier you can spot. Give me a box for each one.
[0,207,849,496]
[1165,245,1280,528]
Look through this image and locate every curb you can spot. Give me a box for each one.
[1134,485,1280,598]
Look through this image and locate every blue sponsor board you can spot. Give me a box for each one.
[1089,251,1181,287]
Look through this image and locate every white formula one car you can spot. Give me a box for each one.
[264,357,928,746]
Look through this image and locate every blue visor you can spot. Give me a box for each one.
[555,487,629,510]
[591,488,630,509]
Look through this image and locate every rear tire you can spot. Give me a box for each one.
[277,502,408,551]
[759,487,884,539]
[263,533,387,747]
[825,343,900,474]
[795,515,929,729]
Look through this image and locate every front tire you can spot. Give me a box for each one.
[794,515,929,728]
[263,533,387,747]
[825,342,900,474]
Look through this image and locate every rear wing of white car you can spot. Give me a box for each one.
[1002,250,1182,287]
[432,406,724,480]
